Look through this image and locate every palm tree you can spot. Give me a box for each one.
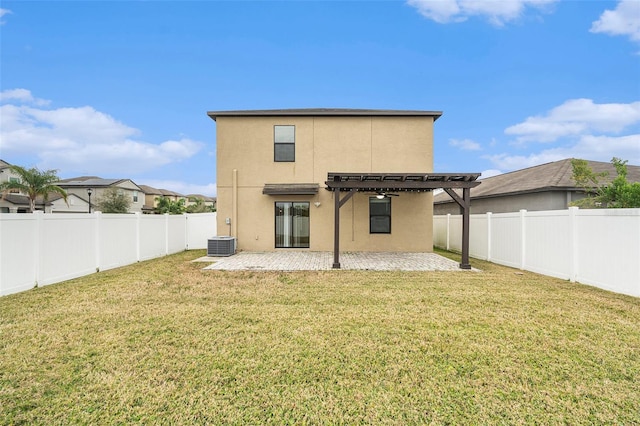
[0,165,67,212]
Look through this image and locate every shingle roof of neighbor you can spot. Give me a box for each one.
[434,158,640,204]
[207,108,442,121]
[58,177,129,187]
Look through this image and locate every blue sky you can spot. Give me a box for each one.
[1,0,639,197]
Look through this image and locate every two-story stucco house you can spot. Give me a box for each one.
[57,177,144,213]
[208,109,480,268]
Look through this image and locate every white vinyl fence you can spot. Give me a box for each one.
[0,212,217,296]
[434,207,640,297]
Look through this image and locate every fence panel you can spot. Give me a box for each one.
[434,208,640,297]
[139,215,167,260]
[186,213,217,249]
[448,215,462,252]
[1,212,218,297]
[469,215,489,260]
[39,214,97,286]
[168,215,186,254]
[99,214,138,271]
[524,210,571,280]
[0,214,38,295]
[575,209,640,296]
[489,212,522,269]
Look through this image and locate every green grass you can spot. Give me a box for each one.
[1,250,639,425]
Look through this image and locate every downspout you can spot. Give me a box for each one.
[232,169,238,238]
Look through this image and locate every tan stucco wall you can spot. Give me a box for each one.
[216,115,435,252]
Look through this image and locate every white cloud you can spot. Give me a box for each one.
[143,180,217,198]
[449,138,481,151]
[0,88,50,106]
[0,8,11,25]
[406,0,557,26]
[0,90,204,176]
[590,0,640,42]
[485,133,640,170]
[479,169,503,179]
[505,98,640,143]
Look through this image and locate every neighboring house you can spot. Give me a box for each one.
[433,158,640,215]
[138,184,164,213]
[49,193,89,213]
[186,194,217,210]
[57,177,144,213]
[1,160,29,213]
[139,184,192,213]
[0,194,52,213]
[208,108,480,267]
[159,189,186,203]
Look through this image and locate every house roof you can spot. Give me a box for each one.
[138,184,163,195]
[186,194,216,202]
[433,158,640,204]
[159,189,184,197]
[58,177,127,187]
[1,193,54,206]
[57,177,142,191]
[207,108,443,121]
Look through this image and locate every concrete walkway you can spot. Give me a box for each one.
[198,251,473,271]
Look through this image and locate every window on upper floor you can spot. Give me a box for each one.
[133,190,138,203]
[274,125,295,162]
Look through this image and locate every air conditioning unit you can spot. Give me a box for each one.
[207,236,237,257]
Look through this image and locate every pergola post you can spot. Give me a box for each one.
[333,181,341,269]
[460,187,471,269]
[443,187,472,269]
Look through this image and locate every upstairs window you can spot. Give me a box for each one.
[133,190,138,203]
[274,125,295,162]
[369,197,391,234]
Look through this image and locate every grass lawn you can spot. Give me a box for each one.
[1,250,639,424]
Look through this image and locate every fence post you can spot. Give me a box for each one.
[95,211,102,272]
[487,212,492,262]
[520,209,527,270]
[165,213,170,255]
[184,213,189,250]
[446,213,451,251]
[135,212,141,262]
[568,206,578,282]
[33,211,44,287]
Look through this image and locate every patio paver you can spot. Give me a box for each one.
[201,251,476,271]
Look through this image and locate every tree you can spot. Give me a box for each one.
[96,188,131,213]
[0,165,67,212]
[570,157,640,208]
[155,196,185,214]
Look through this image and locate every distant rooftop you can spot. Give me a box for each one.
[434,158,640,204]
[207,108,442,121]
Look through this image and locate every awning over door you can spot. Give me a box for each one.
[263,183,320,195]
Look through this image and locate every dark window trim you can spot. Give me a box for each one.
[274,125,295,162]
[369,197,391,234]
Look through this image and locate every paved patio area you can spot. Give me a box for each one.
[197,251,474,271]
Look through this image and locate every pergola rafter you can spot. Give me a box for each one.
[325,172,481,270]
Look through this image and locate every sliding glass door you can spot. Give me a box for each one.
[275,202,309,248]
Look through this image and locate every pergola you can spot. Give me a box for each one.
[325,172,481,269]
